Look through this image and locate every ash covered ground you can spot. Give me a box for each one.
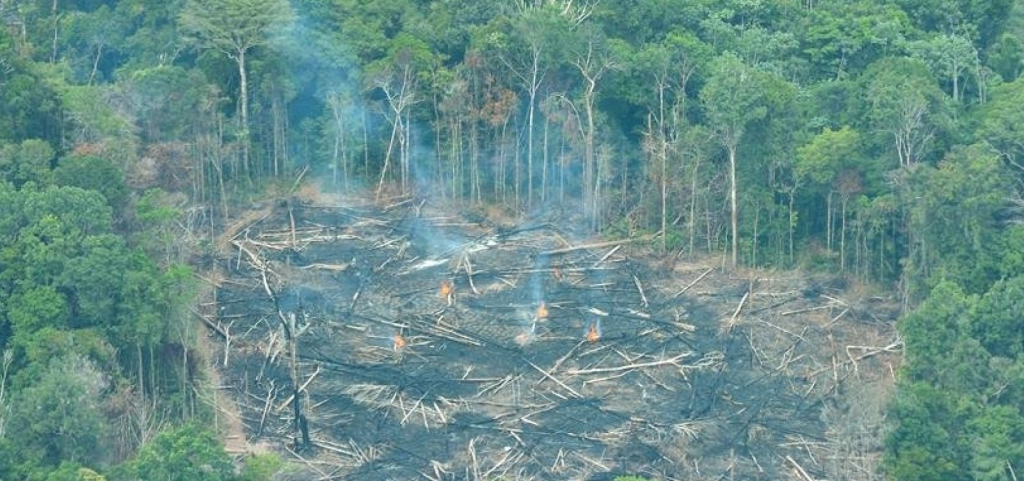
[201,192,901,480]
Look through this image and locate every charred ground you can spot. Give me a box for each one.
[198,191,901,480]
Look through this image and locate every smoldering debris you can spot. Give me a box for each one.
[199,196,900,480]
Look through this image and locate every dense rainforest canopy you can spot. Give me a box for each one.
[1,0,1024,478]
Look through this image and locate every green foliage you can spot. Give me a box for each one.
[55,154,129,209]
[58,84,137,148]
[908,33,977,101]
[0,178,195,475]
[113,424,236,481]
[125,66,214,143]
[885,380,973,480]
[179,0,294,56]
[987,33,1024,81]
[0,140,56,187]
[976,77,1024,165]
[968,405,1024,480]
[971,276,1024,358]
[860,56,948,166]
[700,52,770,147]
[2,354,109,477]
[905,145,1010,295]
[801,2,912,80]
[0,45,62,144]
[894,0,1014,48]
[238,453,283,481]
[45,463,107,481]
[796,126,863,187]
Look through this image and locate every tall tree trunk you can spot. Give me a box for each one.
[840,196,848,271]
[402,107,411,193]
[728,144,738,268]
[657,83,668,254]
[689,156,701,257]
[788,186,797,264]
[752,201,760,267]
[281,313,309,450]
[470,119,480,204]
[826,191,834,252]
[329,96,346,187]
[661,147,668,253]
[88,43,103,85]
[574,46,610,230]
[541,114,549,203]
[236,49,251,180]
[526,55,539,208]
[377,112,400,198]
[524,94,533,207]
[137,342,145,397]
[584,92,596,229]
[952,64,958,103]
[271,89,288,178]
[363,110,370,184]
[50,0,59,63]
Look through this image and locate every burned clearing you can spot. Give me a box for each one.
[199,194,902,480]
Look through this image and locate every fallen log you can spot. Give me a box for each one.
[539,235,653,256]
[192,309,227,339]
[525,359,581,399]
[673,268,713,298]
[567,353,693,375]
[275,364,323,413]
[786,455,815,481]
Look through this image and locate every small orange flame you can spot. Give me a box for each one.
[536,302,549,319]
[393,334,407,352]
[586,322,601,343]
[439,280,453,299]
[515,331,534,346]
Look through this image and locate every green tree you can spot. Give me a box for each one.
[179,0,294,174]
[862,57,947,170]
[3,354,109,477]
[54,154,128,209]
[626,30,712,252]
[796,126,866,270]
[365,31,439,196]
[478,4,573,208]
[60,5,129,84]
[0,29,62,145]
[908,33,977,103]
[885,380,973,480]
[905,145,1009,295]
[113,424,236,481]
[238,453,282,481]
[0,139,56,187]
[898,281,986,388]
[801,2,912,80]
[123,66,211,143]
[971,275,1024,358]
[894,0,1014,48]
[968,405,1024,481]
[977,77,1024,172]
[987,33,1024,81]
[700,52,771,268]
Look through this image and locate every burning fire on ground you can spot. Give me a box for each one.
[439,279,454,305]
[586,320,602,343]
[536,301,548,320]
[515,328,536,347]
[393,333,407,352]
